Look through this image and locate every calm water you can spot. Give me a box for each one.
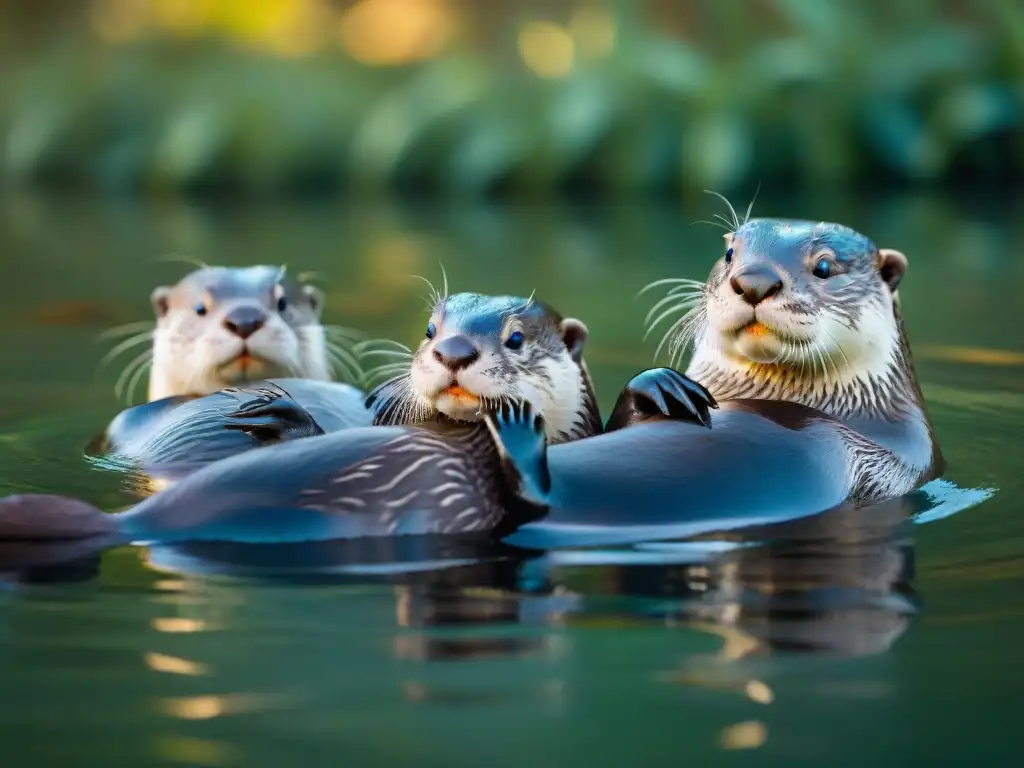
[0,191,1022,767]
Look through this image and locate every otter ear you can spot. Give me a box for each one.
[150,286,171,319]
[878,248,908,292]
[302,284,324,317]
[559,318,588,363]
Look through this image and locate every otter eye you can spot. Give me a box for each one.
[425,322,436,340]
[505,331,524,350]
[277,295,287,312]
[812,258,832,279]
[194,304,207,317]
[725,247,734,264]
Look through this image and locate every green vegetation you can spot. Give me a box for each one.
[0,0,1021,197]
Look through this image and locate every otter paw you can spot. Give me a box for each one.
[224,396,325,442]
[626,368,717,428]
[485,400,550,506]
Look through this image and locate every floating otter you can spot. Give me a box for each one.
[91,265,376,484]
[0,292,713,548]
[490,216,944,547]
[0,218,942,550]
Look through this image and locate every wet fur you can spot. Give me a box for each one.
[645,216,941,497]
[368,293,602,444]
[144,266,334,401]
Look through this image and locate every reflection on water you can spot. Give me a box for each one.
[0,191,1021,766]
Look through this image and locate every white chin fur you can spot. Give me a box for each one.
[148,325,312,400]
[434,394,483,421]
[411,349,584,442]
[727,333,787,365]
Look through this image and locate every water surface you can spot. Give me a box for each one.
[0,192,1021,767]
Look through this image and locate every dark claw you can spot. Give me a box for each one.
[223,395,324,442]
[606,368,717,431]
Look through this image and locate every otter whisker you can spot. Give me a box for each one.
[367,373,434,426]
[644,298,702,341]
[411,275,442,308]
[324,343,364,384]
[98,330,155,369]
[439,262,449,301]
[156,253,211,271]
[114,348,154,402]
[743,181,761,225]
[654,304,704,365]
[820,328,852,372]
[297,270,327,285]
[356,338,412,354]
[321,324,366,341]
[125,359,153,405]
[360,349,414,360]
[636,278,706,298]
[693,219,732,232]
[97,321,156,341]
[644,292,703,329]
[668,306,709,369]
[704,190,742,230]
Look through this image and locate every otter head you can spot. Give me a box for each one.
[685,219,911,414]
[149,266,330,400]
[369,293,602,443]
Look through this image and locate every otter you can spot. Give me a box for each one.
[92,265,376,482]
[0,293,714,547]
[483,217,944,548]
[0,220,941,548]
[142,264,332,400]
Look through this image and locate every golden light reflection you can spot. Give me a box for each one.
[154,736,237,766]
[518,22,575,79]
[918,344,1024,366]
[570,4,616,58]
[144,651,209,676]
[152,617,208,633]
[154,579,186,592]
[745,679,774,705]
[158,693,277,720]
[339,0,456,66]
[720,721,768,750]
[160,695,225,720]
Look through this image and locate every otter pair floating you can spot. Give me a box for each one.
[0,218,944,550]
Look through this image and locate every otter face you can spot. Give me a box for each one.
[408,293,592,442]
[700,219,907,379]
[149,266,329,399]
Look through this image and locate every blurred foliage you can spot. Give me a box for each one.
[0,0,1021,198]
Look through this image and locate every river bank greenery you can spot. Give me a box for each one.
[0,0,1021,198]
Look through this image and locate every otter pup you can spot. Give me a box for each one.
[93,265,376,482]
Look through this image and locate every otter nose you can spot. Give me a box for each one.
[433,335,479,370]
[222,306,266,339]
[730,264,784,306]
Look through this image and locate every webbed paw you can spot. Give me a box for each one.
[605,368,717,432]
[628,368,717,426]
[484,400,551,508]
[223,388,325,443]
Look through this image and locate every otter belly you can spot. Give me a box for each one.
[115,422,512,544]
[90,378,373,490]
[506,405,855,549]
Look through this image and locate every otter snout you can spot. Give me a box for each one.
[433,335,480,371]
[222,306,266,339]
[730,264,783,306]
